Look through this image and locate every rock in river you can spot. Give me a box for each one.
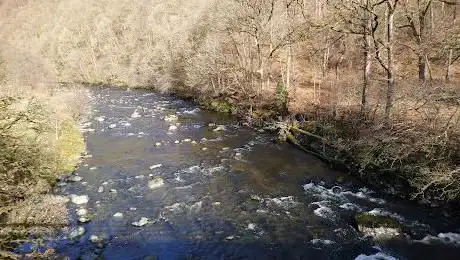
[148,177,165,189]
[113,212,124,218]
[132,217,150,227]
[69,226,86,239]
[70,195,89,205]
[355,212,402,241]
[67,175,83,182]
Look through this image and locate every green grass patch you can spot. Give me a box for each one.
[55,119,85,173]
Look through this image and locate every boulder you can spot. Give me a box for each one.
[355,213,402,240]
[70,195,89,205]
[148,178,165,189]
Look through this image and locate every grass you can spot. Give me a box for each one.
[56,119,85,173]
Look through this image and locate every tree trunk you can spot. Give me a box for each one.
[362,3,372,114]
[418,54,426,81]
[385,2,396,120]
[446,0,457,81]
[418,8,426,82]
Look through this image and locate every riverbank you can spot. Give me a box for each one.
[0,85,88,258]
[162,84,460,205]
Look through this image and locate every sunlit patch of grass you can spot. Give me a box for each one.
[56,119,85,173]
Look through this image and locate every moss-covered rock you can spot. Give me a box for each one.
[355,213,402,240]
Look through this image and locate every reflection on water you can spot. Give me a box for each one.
[49,87,460,259]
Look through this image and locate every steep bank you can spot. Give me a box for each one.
[166,87,460,205]
[0,86,88,258]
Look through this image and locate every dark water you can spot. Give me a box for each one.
[49,87,460,259]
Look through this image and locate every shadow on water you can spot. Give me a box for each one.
[41,86,460,260]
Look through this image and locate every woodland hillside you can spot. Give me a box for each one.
[0,0,459,201]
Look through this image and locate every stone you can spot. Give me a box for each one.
[90,235,102,243]
[95,117,105,122]
[168,125,178,131]
[155,142,162,147]
[183,139,191,143]
[89,167,97,170]
[78,217,91,223]
[76,208,88,216]
[202,147,208,151]
[108,124,117,129]
[69,226,86,239]
[129,207,137,211]
[355,213,402,240]
[98,186,104,193]
[164,115,178,122]
[234,152,243,160]
[113,212,124,218]
[213,125,226,132]
[109,189,117,194]
[68,175,83,182]
[247,223,256,230]
[132,217,150,227]
[70,195,89,205]
[149,164,163,169]
[148,178,165,189]
[131,110,141,118]
[174,140,180,144]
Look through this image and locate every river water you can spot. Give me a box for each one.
[50,87,460,259]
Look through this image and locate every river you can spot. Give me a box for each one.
[48,87,460,259]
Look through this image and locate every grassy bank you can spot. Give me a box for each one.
[0,85,88,258]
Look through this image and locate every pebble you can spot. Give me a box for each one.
[225,236,235,240]
[168,125,178,131]
[155,142,162,147]
[78,217,91,223]
[234,152,243,160]
[213,125,226,132]
[113,212,124,218]
[90,235,102,243]
[109,189,118,194]
[174,140,180,144]
[164,115,178,122]
[148,178,165,189]
[89,167,97,170]
[202,147,208,151]
[68,175,83,182]
[132,217,150,227]
[96,117,105,122]
[69,226,86,239]
[149,164,163,169]
[191,141,197,144]
[70,195,89,205]
[129,207,137,211]
[76,208,88,216]
[183,139,191,143]
[98,186,104,193]
[108,124,117,129]
[247,223,256,230]
[131,110,141,118]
